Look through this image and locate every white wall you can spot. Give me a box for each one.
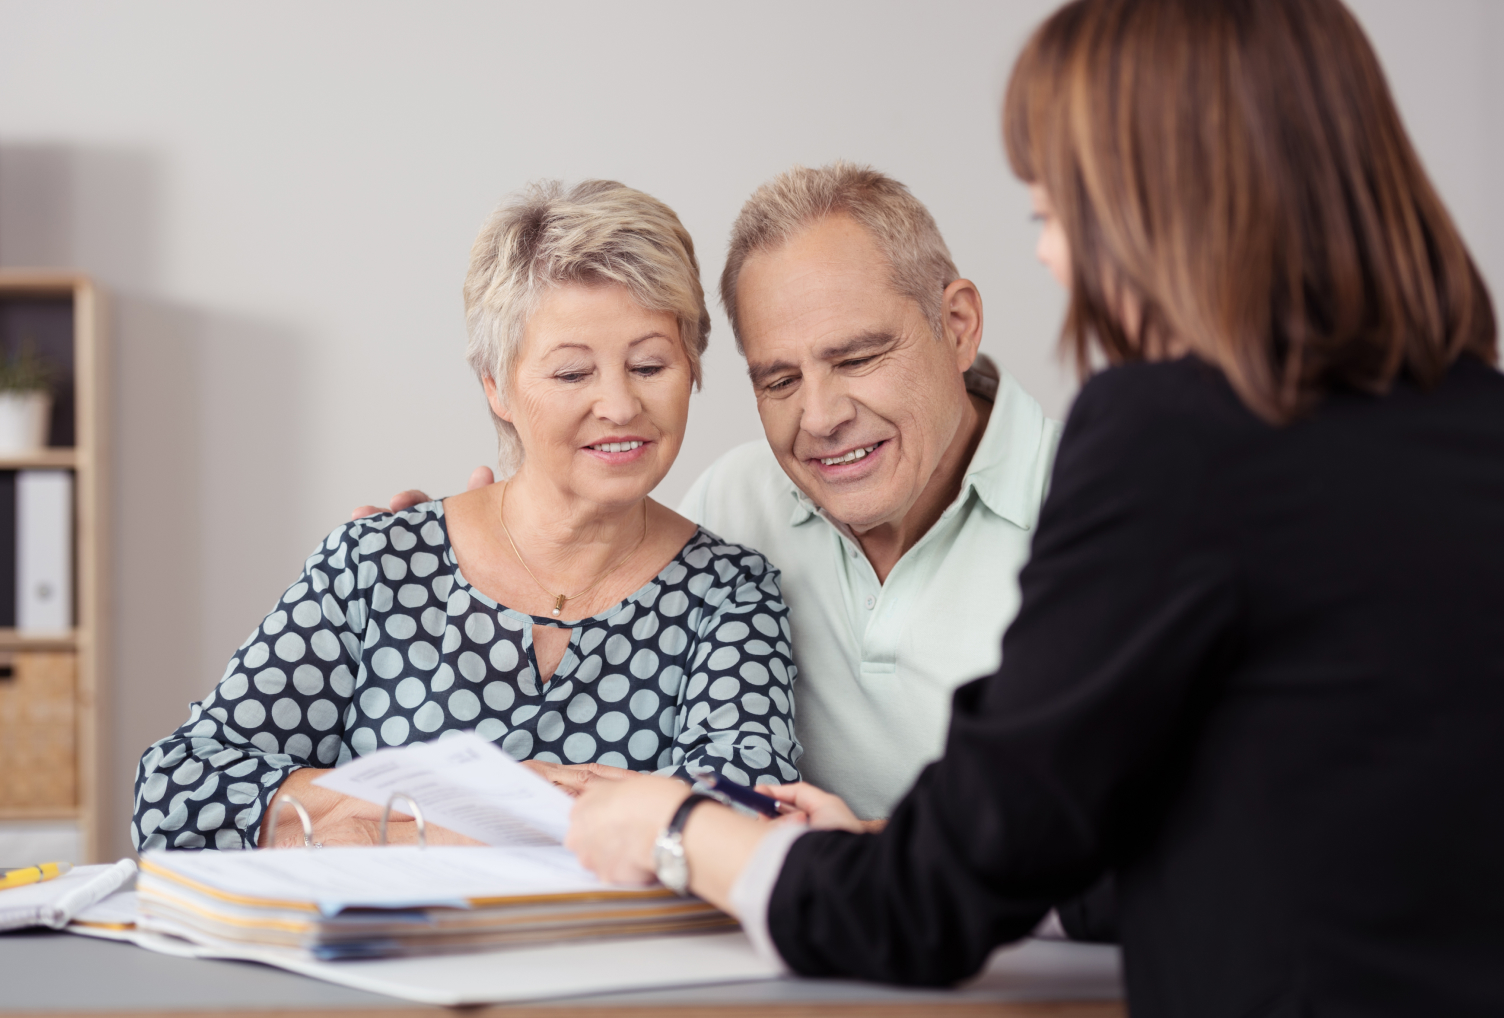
[0,0,1497,859]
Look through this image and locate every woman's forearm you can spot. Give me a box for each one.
[680,804,773,912]
[256,767,335,847]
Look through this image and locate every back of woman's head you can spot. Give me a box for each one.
[1004,0,1497,422]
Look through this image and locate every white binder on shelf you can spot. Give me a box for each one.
[16,469,72,632]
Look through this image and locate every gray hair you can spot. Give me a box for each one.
[463,179,710,474]
[719,161,959,351]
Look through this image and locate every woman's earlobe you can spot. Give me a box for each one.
[482,375,513,423]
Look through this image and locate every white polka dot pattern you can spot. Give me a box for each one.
[131,504,802,851]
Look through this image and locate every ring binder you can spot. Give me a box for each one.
[136,843,740,965]
[263,793,319,849]
[378,792,427,849]
[311,733,573,846]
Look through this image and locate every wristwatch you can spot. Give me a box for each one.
[653,791,718,895]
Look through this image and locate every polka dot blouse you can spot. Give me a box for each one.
[131,502,803,851]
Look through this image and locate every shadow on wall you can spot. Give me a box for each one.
[0,144,310,860]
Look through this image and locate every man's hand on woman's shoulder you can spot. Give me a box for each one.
[351,466,496,520]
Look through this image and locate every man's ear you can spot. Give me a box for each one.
[941,278,984,372]
[482,375,514,423]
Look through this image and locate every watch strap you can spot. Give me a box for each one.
[666,789,719,838]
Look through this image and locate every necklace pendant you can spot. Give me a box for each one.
[553,594,566,617]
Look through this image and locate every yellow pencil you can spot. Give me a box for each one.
[0,861,72,891]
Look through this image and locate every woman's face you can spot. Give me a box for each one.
[1029,184,1072,287]
[1031,183,1159,353]
[488,283,692,507]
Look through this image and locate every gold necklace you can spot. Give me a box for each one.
[499,482,649,618]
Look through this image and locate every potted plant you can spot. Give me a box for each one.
[0,342,54,453]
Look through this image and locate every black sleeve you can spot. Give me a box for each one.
[768,364,1245,985]
[1057,873,1119,944]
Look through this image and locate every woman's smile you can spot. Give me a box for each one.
[582,436,652,464]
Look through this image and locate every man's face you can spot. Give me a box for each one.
[737,215,972,532]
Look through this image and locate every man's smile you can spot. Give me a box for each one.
[806,439,890,478]
[815,441,882,466]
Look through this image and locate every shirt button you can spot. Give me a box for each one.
[864,596,875,610]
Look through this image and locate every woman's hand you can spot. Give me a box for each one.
[566,774,691,885]
[568,774,801,913]
[757,782,872,833]
[258,768,482,848]
[524,759,637,796]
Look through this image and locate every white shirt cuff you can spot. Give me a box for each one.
[727,821,809,971]
[1031,908,1068,940]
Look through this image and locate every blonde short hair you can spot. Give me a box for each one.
[464,179,710,473]
[719,162,959,351]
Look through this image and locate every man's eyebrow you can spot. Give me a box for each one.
[747,358,798,385]
[818,331,900,361]
[746,332,900,386]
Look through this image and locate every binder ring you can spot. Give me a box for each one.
[378,792,427,849]
[264,793,317,849]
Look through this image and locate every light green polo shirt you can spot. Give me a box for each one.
[678,370,1062,820]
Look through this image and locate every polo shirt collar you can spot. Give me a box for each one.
[789,485,820,526]
[958,369,1047,531]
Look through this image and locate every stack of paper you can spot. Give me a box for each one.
[137,845,734,960]
[137,734,735,960]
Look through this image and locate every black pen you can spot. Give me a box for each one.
[705,774,784,818]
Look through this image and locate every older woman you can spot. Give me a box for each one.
[132,180,802,851]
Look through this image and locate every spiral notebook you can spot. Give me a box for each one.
[0,859,136,932]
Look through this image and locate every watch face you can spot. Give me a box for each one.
[654,835,689,895]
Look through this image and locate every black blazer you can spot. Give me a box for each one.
[769,356,1504,1017]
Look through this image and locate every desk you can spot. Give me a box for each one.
[2,930,1124,1018]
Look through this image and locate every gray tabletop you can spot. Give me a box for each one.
[2,929,1123,1015]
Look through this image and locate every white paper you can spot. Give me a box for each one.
[70,921,1121,1008]
[0,859,136,931]
[67,887,1120,1007]
[140,845,611,916]
[117,924,782,1005]
[72,888,139,928]
[312,732,573,845]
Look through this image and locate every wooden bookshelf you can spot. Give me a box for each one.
[0,629,78,650]
[0,271,107,863]
[0,449,78,470]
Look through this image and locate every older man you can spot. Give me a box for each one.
[681,163,1059,822]
[366,163,1058,823]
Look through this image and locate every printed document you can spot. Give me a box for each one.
[313,731,573,845]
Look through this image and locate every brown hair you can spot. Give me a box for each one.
[720,162,958,351]
[1004,0,1496,422]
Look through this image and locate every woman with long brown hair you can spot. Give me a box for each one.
[566,1,1504,1012]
